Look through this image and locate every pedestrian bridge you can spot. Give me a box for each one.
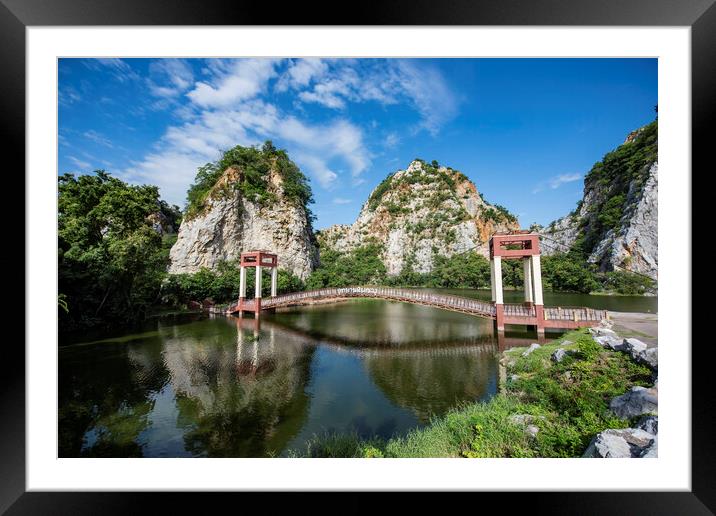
[226,286,607,330]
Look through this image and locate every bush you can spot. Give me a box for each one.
[185,141,313,223]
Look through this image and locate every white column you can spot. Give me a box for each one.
[523,257,533,303]
[239,266,246,299]
[490,259,496,301]
[530,254,544,305]
[255,265,262,298]
[271,267,278,297]
[493,255,504,304]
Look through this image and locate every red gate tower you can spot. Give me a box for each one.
[236,250,278,315]
[489,231,545,334]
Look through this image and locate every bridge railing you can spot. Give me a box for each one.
[544,306,607,322]
[261,287,497,316]
[502,303,536,318]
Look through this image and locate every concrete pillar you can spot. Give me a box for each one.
[523,257,533,304]
[271,267,278,297]
[530,255,543,306]
[490,259,496,301]
[255,265,262,299]
[239,266,246,299]
[531,254,545,335]
[493,255,504,304]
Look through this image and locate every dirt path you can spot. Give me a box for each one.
[608,311,658,347]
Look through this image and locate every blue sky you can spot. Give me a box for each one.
[58,58,657,229]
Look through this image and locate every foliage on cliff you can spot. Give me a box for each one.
[58,171,178,330]
[365,159,517,223]
[184,141,314,223]
[575,119,658,257]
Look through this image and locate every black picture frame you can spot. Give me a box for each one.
[3,0,710,513]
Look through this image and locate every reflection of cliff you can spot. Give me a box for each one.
[361,344,498,423]
[58,338,171,457]
[158,316,316,457]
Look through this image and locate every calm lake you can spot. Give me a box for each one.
[58,289,657,457]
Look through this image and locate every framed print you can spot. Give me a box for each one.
[4,0,713,512]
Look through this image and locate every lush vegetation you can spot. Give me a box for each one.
[577,119,658,256]
[185,141,314,223]
[58,171,181,330]
[160,260,305,306]
[304,244,653,295]
[305,241,387,289]
[288,329,653,457]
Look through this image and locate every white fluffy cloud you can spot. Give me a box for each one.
[532,173,583,194]
[119,58,456,206]
[187,59,279,108]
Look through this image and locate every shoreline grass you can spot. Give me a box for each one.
[287,328,653,458]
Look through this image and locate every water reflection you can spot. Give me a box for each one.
[59,299,559,458]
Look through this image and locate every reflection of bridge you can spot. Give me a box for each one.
[227,286,607,331]
[226,233,608,334]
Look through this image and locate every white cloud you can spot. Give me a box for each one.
[83,130,114,148]
[67,156,91,170]
[122,97,370,204]
[393,60,457,135]
[275,58,328,92]
[187,59,279,108]
[532,173,583,194]
[332,197,352,205]
[85,58,141,82]
[147,59,194,98]
[285,59,457,134]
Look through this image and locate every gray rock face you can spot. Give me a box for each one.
[551,348,574,363]
[509,414,544,439]
[590,163,658,280]
[583,428,656,458]
[636,347,658,371]
[623,338,648,359]
[638,415,658,435]
[589,327,617,338]
[541,158,658,281]
[595,335,625,351]
[522,343,541,357]
[610,386,658,418]
[318,160,519,276]
[168,166,318,280]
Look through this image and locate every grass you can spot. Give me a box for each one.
[287,328,653,458]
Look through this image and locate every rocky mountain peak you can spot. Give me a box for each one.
[168,144,318,279]
[320,159,519,275]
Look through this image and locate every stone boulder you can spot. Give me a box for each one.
[623,338,648,359]
[551,348,574,363]
[521,343,541,357]
[589,327,617,338]
[637,415,658,435]
[610,386,658,418]
[583,428,655,458]
[508,414,544,439]
[636,347,658,371]
[594,335,625,351]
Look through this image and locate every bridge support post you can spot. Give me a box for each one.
[531,254,545,335]
[523,257,533,305]
[491,256,505,332]
[238,266,246,315]
[255,264,262,314]
[271,267,278,297]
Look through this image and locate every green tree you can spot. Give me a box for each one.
[58,171,169,330]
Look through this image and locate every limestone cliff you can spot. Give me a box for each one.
[319,160,519,275]
[541,121,658,279]
[169,162,318,280]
